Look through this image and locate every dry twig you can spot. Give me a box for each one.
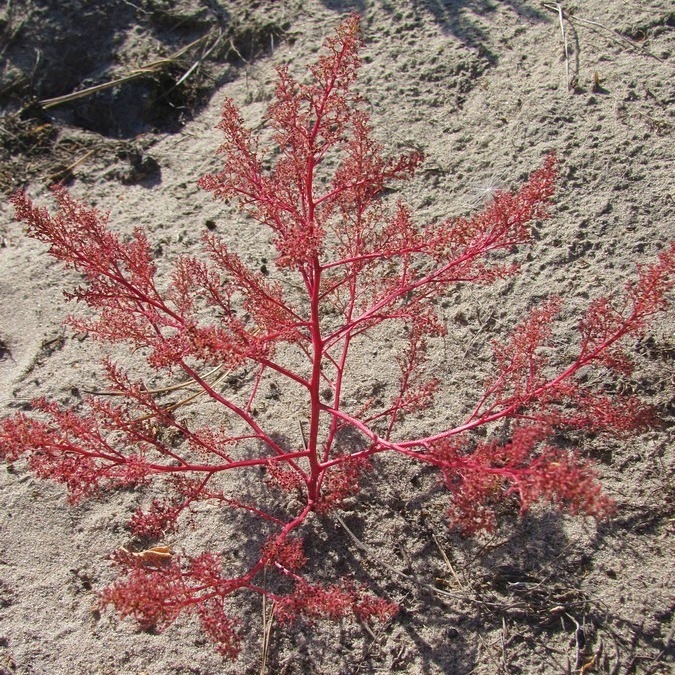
[541,3,665,64]
[38,32,216,110]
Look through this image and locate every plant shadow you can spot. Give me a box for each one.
[321,0,549,51]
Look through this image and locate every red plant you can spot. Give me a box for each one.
[2,15,674,658]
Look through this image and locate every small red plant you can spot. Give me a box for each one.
[2,15,674,658]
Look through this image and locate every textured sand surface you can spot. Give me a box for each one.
[0,2,673,673]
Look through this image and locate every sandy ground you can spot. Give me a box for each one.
[0,1,673,673]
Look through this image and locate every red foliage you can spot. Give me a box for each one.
[2,14,674,659]
[274,579,398,625]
